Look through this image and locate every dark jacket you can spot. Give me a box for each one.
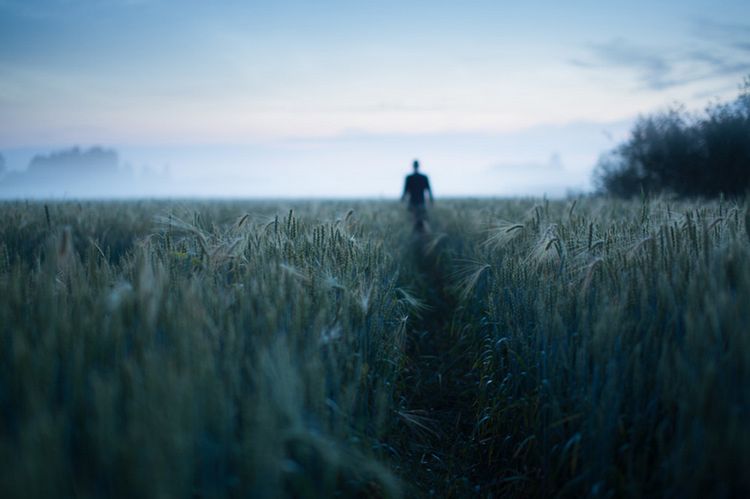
[403,173,431,205]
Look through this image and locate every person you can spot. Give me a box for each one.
[401,159,433,231]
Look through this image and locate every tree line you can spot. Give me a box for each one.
[594,76,750,198]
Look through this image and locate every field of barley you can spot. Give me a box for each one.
[0,197,748,498]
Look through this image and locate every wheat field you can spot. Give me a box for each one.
[0,197,748,498]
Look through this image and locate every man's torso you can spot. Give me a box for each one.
[406,173,428,204]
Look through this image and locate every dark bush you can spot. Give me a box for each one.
[594,76,750,197]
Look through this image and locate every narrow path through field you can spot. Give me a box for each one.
[392,231,489,497]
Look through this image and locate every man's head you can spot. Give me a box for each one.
[413,159,420,172]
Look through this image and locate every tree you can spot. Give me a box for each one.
[594,76,750,197]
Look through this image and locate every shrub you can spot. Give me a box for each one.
[594,76,750,197]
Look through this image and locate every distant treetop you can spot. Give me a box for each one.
[28,147,119,176]
[594,75,750,198]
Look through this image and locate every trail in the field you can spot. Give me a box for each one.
[392,228,488,497]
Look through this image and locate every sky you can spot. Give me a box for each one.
[1,0,749,197]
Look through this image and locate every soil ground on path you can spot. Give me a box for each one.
[390,228,493,497]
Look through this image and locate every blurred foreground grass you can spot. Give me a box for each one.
[0,201,409,498]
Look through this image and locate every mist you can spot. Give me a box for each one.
[0,120,633,199]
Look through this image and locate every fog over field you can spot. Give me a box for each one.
[0,120,634,198]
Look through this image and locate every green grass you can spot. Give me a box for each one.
[427,197,750,497]
[0,197,748,498]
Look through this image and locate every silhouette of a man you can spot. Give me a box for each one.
[402,160,433,232]
[402,159,433,208]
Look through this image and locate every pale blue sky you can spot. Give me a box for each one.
[1,0,749,197]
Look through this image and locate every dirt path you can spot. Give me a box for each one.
[391,232,488,497]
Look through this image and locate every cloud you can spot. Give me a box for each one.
[572,21,750,92]
[691,19,750,44]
